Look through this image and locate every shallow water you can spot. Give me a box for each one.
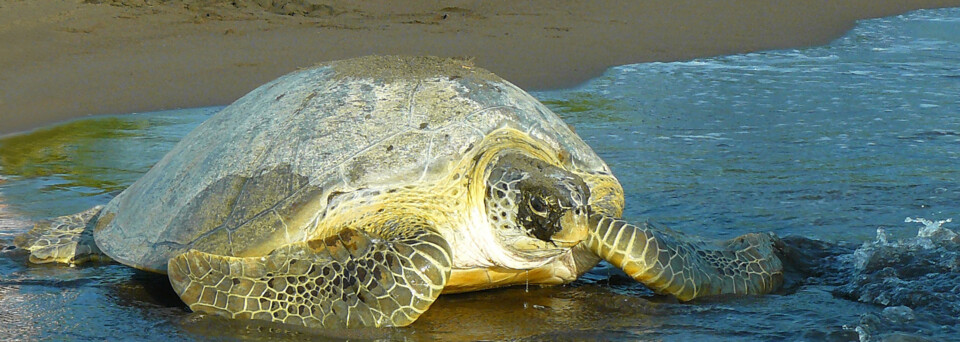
[2,8,960,341]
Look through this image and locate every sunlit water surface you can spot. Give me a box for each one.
[1,8,959,341]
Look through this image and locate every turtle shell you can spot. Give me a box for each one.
[93,56,611,273]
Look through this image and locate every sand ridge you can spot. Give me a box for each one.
[2,0,960,135]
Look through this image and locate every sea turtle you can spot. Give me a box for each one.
[15,56,783,328]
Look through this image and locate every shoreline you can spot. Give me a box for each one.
[2,0,960,135]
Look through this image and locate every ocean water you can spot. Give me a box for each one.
[2,7,959,341]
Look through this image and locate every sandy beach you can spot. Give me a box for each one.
[2,0,959,135]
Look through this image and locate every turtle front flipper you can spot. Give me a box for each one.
[587,214,783,301]
[167,227,452,328]
[13,205,109,265]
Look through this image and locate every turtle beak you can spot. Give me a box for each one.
[550,206,589,247]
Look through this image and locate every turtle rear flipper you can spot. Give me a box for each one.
[588,215,783,301]
[168,227,452,328]
[14,205,109,265]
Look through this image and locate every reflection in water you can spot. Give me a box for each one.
[0,108,217,219]
[1,8,960,341]
[0,117,146,192]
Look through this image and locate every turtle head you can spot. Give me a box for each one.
[484,153,591,255]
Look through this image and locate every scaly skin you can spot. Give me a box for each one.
[577,168,783,300]
[13,206,108,264]
[586,215,783,301]
[168,228,451,328]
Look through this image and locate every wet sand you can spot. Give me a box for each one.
[1,0,959,135]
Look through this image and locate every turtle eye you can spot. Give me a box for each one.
[529,196,548,216]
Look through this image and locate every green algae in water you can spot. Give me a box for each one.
[1,117,148,192]
[0,108,218,218]
[541,92,630,125]
[541,92,620,114]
